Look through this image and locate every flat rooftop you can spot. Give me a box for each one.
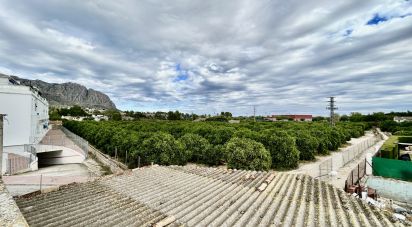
[15,165,403,227]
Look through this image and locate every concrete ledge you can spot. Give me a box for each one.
[88,145,125,174]
[0,180,29,227]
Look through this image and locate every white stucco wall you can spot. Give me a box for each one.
[0,83,49,146]
[0,89,31,146]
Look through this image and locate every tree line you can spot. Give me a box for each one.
[63,120,368,171]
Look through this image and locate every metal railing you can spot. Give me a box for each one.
[345,158,367,191]
[62,127,89,158]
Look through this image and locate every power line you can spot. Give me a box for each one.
[326,97,338,126]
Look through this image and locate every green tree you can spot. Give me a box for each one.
[140,132,188,165]
[178,133,211,162]
[49,109,61,120]
[295,132,319,161]
[260,130,300,169]
[167,110,182,120]
[104,109,122,121]
[225,137,271,171]
[154,111,167,120]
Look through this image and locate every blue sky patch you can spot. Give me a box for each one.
[366,14,388,25]
[174,63,189,82]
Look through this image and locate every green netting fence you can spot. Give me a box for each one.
[372,157,412,182]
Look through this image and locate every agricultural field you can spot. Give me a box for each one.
[63,121,368,171]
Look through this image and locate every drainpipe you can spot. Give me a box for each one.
[0,114,5,179]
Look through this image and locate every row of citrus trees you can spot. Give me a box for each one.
[63,120,367,171]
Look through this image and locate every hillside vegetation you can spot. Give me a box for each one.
[64,121,368,170]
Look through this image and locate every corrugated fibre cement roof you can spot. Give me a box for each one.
[15,165,403,227]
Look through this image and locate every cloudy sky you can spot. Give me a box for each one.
[0,0,411,116]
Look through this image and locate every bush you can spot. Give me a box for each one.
[380,136,399,159]
[140,132,188,165]
[204,144,227,166]
[225,137,271,171]
[398,136,412,143]
[260,131,300,169]
[295,132,319,161]
[178,133,212,163]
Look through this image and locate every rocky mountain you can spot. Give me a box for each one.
[12,76,116,110]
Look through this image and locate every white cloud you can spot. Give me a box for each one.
[0,0,411,115]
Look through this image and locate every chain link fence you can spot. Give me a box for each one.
[318,135,379,179]
[62,127,89,158]
[342,136,379,166]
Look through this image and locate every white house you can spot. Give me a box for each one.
[0,75,49,146]
[393,116,412,123]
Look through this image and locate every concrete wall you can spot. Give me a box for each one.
[366,176,412,204]
[89,145,125,174]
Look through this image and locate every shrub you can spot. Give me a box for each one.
[295,132,319,161]
[233,128,260,141]
[260,131,300,169]
[225,137,271,171]
[140,132,188,165]
[205,127,236,145]
[203,144,227,166]
[178,133,211,162]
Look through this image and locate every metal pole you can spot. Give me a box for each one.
[125,150,128,166]
[138,156,141,168]
[40,174,43,191]
[0,114,5,179]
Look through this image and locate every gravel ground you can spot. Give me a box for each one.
[0,180,28,227]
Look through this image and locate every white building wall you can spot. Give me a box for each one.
[0,90,31,146]
[0,79,49,146]
[29,92,49,144]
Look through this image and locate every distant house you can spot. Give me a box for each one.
[61,116,86,121]
[265,114,313,122]
[394,116,412,123]
[92,115,109,121]
[228,120,240,124]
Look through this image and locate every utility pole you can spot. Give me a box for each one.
[326,97,338,126]
[0,114,5,179]
[253,106,256,122]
